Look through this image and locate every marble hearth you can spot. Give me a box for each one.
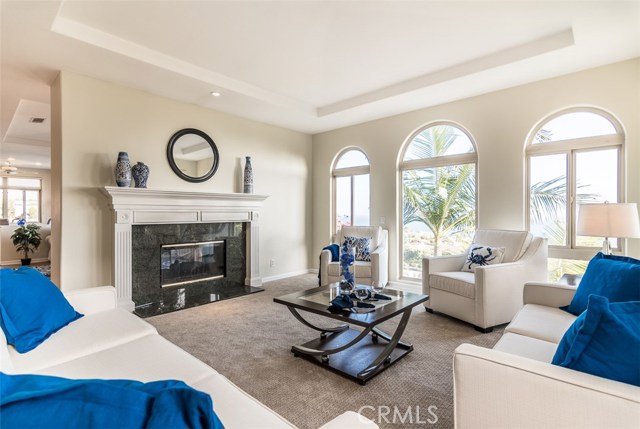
[101,187,268,315]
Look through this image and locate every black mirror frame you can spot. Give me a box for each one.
[167,128,220,183]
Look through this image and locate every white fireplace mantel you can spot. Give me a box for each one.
[101,186,268,311]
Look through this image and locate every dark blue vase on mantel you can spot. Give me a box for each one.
[115,151,131,187]
[132,161,150,188]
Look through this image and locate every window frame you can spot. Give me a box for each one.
[331,147,371,233]
[0,176,43,223]
[398,121,479,282]
[525,107,625,260]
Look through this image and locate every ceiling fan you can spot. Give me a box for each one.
[1,159,18,175]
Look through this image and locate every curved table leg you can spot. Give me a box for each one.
[371,326,412,350]
[287,307,349,334]
[357,309,413,379]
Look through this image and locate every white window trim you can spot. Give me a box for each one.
[331,148,371,234]
[398,121,478,282]
[525,107,626,259]
[0,176,43,222]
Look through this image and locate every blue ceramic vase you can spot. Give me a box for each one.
[115,152,131,187]
[132,161,150,188]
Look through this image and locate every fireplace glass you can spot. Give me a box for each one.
[161,240,225,287]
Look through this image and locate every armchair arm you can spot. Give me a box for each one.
[370,229,388,287]
[523,282,577,307]
[422,254,467,301]
[64,286,117,315]
[453,344,640,429]
[319,249,333,286]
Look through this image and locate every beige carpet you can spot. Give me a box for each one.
[147,274,503,429]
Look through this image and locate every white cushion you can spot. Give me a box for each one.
[327,261,372,278]
[0,326,15,373]
[505,304,577,344]
[9,308,157,373]
[472,229,531,263]
[429,272,476,299]
[191,373,296,429]
[319,411,380,429]
[493,332,558,363]
[35,334,216,383]
[338,226,381,251]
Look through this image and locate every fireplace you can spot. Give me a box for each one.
[161,240,226,287]
[101,187,268,315]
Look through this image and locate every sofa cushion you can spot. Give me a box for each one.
[505,304,577,344]
[472,229,531,263]
[0,267,83,353]
[461,245,505,272]
[36,334,217,384]
[10,308,157,373]
[565,252,640,316]
[191,373,296,429]
[552,295,640,386]
[429,272,476,299]
[494,332,558,363]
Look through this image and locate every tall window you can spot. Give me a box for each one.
[526,108,624,281]
[332,148,370,232]
[400,123,477,279]
[0,177,42,222]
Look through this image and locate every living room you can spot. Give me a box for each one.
[1,2,639,428]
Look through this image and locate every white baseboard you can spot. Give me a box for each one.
[0,257,50,267]
[262,269,317,284]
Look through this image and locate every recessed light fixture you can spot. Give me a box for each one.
[210,91,221,97]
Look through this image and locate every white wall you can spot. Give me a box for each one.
[312,59,640,282]
[53,71,312,290]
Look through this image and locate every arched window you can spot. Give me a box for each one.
[526,108,624,280]
[332,148,370,232]
[399,122,478,280]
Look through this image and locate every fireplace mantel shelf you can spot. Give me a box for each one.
[102,186,268,208]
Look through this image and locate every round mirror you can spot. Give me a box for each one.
[167,128,219,183]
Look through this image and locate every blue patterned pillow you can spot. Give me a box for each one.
[343,236,372,262]
[462,245,505,272]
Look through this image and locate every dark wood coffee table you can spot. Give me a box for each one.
[274,284,428,384]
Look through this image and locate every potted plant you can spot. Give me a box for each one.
[10,219,41,266]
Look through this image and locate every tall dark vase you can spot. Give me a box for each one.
[243,156,254,193]
[132,161,150,188]
[115,152,132,187]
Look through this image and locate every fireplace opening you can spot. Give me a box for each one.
[160,240,225,287]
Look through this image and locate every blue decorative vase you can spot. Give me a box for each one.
[132,161,150,188]
[115,152,131,187]
[243,156,254,193]
[339,244,356,295]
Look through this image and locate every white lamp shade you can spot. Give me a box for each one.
[577,203,640,238]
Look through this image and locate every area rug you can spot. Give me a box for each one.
[147,274,503,429]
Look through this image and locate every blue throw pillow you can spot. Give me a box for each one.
[565,252,640,316]
[0,267,83,353]
[552,295,640,386]
[322,244,339,262]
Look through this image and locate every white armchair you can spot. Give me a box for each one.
[422,229,548,332]
[319,226,388,288]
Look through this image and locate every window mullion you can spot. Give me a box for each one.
[350,175,355,226]
[568,150,576,249]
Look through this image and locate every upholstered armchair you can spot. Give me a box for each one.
[319,226,388,288]
[422,229,548,332]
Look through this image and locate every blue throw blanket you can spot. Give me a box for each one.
[0,372,224,429]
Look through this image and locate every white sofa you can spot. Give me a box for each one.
[319,226,388,288]
[453,282,640,428]
[0,223,51,265]
[0,286,378,429]
[423,229,548,332]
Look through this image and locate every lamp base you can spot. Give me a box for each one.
[602,238,612,255]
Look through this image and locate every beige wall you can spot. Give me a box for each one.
[53,71,312,290]
[312,59,640,282]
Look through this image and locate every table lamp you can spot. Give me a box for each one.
[577,202,640,254]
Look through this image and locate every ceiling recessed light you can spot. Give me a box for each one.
[210,91,221,97]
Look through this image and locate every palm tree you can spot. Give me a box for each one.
[403,126,476,256]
